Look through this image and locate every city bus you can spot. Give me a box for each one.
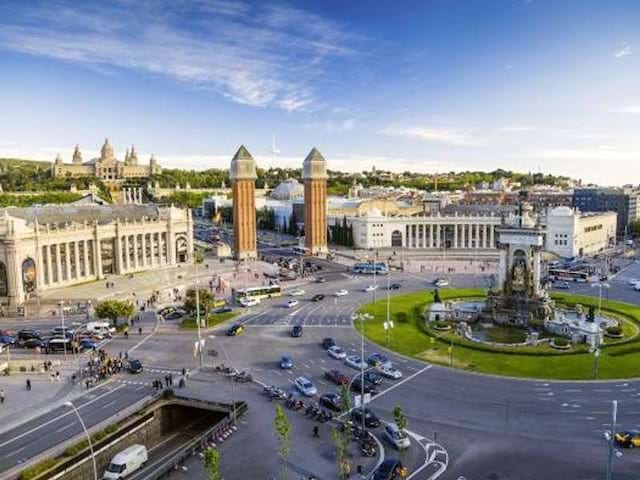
[547,268,590,283]
[233,285,282,301]
[353,262,389,275]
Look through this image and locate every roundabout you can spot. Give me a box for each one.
[356,288,640,380]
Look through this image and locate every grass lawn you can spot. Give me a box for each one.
[356,288,640,380]
[181,311,239,330]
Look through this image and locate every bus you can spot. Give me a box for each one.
[233,285,282,301]
[292,246,308,255]
[353,262,389,275]
[547,268,590,283]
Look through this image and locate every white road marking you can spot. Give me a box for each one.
[372,365,432,400]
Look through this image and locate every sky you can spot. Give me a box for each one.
[0,0,639,185]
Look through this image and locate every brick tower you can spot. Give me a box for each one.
[303,147,328,256]
[230,145,257,260]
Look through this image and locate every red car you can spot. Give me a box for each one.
[325,369,349,385]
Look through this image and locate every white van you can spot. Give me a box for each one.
[103,444,147,479]
[86,321,115,339]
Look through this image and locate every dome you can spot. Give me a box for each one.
[363,208,383,218]
[271,178,304,201]
[100,138,114,161]
[550,206,574,217]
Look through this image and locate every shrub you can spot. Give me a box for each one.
[606,325,623,336]
[552,338,569,347]
[396,312,408,323]
[19,458,57,480]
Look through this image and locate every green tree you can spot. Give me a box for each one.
[94,300,135,327]
[273,404,291,480]
[332,384,352,480]
[204,447,223,480]
[393,405,409,462]
[629,220,640,239]
[184,288,216,316]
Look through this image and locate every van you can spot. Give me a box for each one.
[103,444,148,479]
[86,321,115,339]
[46,337,72,353]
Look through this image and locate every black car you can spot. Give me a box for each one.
[128,359,143,374]
[319,393,343,412]
[351,376,377,394]
[164,311,184,321]
[213,306,233,314]
[321,337,336,349]
[17,329,41,344]
[350,407,381,428]
[291,325,303,337]
[22,338,46,349]
[363,371,383,386]
[312,294,325,302]
[226,324,244,336]
[388,283,401,290]
[373,459,406,480]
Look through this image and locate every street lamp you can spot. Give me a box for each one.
[606,400,618,480]
[591,282,610,316]
[64,401,97,480]
[59,300,67,359]
[351,313,372,434]
[208,335,238,423]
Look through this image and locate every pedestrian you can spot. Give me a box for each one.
[313,425,319,438]
[181,367,186,376]
[138,327,142,335]
[179,377,185,388]
[0,388,4,404]
[164,375,170,387]
[169,373,173,386]
[55,371,60,382]
[26,379,31,391]
[49,372,54,382]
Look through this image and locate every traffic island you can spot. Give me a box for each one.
[356,289,640,380]
[18,393,247,480]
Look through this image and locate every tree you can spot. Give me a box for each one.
[273,404,291,480]
[184,288,216,316]
[393,405,409,463]
[204,447,223,480]
[629,220,640,239]
[331,384,352,480]
[94,300,135,327]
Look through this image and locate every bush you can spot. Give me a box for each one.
[19,458,58,480]
[396,312,408,323]
[433,320,450,329]
[552,338,569,347]
[606,325,623,336]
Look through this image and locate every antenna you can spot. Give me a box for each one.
[271,134,281,155]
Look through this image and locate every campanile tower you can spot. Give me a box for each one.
[303,147,328,256]
[230,145,257,260]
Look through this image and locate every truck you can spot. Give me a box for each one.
[85,321,115,339]
[103,444,148,479]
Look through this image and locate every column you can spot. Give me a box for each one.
[124,236,130,271]
[453,224,458,249]
[54,244,62,284]
[428,225,433,248]
[490,225,495,248]
[141,233,147,267]
[483,225,488,248]
[153,233,159,265]
[83,240,89,277]
[73,241,80,279]
[45,245,52,285]
[94,237,103,279]
[132,235,139,269]
[461,224,466,249]
[436,225,441,248]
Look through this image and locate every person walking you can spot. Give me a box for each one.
[313,425,319,438]
[0,388,5,404]
[26,379,31,391]
[138,327,142,336]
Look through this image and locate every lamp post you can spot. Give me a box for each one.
[59,300,67,359]
[208,335,237,423]
[64,401,97,480]
[606,400,618,480]
[352,313,372,434]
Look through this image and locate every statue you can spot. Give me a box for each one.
[586,305,595,323]
[434,288,442,304]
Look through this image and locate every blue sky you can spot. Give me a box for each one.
[0,0,639,185]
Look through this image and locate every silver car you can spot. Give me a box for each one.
[384,423,411,449]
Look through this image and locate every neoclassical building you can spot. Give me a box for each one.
[336,209,504,250]
[0,204,193,306]
[52,139,162,182]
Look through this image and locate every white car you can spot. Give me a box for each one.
[335,289,349,297]
[364,285,378,292]
[344,355,367,370]
[238,297,260,307]
[294,376,317,397]
[629,279,639,286]
[384,423,411,450]
[290,289,306,297]
[327,345,347,360]
[378,365,403,379]
[635,283,640,292]
[287,300,300,308]
[434,278,449,287]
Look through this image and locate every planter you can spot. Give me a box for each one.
[550,340,571,350]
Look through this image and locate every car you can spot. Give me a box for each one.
[553,282,570,290]
[328,345,347,360]
[213,306,233,314]
[319,393,343,412]
[615,430,640,448]
[434,278,449,287]
[291,325,303,337]
[79,338,98,350]
[363,371,383,386]
[321,337,336,349]
[287,300,300,308]
[294,376,317,396]
[17,329,41,344]
[280,355,294,369]
[51,326,75,338]
[315,276,326,283]
[324,369,349,385]
[367,353,392,369]
[22,338,46,349]
[351,376,377,394]
[388,283,401,290]
[164,311,184,321]
[128,359,143,374]
[628,279,639,286]
[226,324,244,336]
[350,407,381,428]
[378,365,403,379]
[0,335,16,345]
[311,294,325,302]
[365,285,378,292]
[335,289,349,297]
[238,297,260,307]
[290,289,305,296]
[600,275,609,282]
[635,283,640,292]
[384,423,411,450]
[344,355,367,370]
[372,459,408,480]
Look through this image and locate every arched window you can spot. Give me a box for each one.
[391,230,403,247]
[0,262,7,297]
[175,236,189,263]
[22,258,37,294]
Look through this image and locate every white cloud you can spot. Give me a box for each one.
[380,125,485,147]
[0,1,360,112]
[496,125,537,133]
[303,118,357,133]
[609,105,640,114]
[614,44,632,58]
